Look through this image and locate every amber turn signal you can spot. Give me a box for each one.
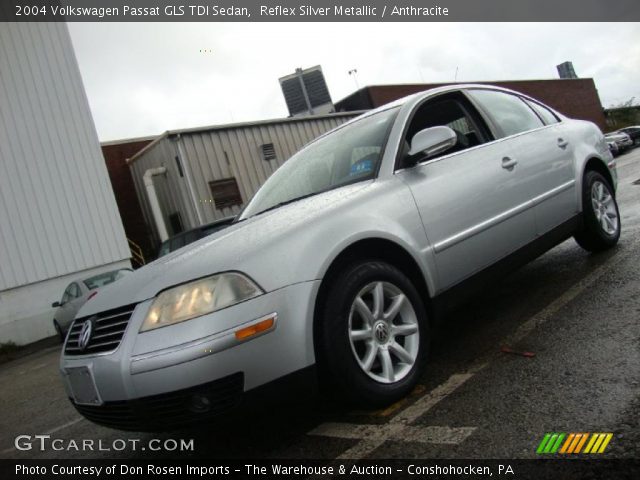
[235,316,275,340]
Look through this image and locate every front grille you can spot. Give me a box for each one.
[72,373,244,431]
[64,303,136,355]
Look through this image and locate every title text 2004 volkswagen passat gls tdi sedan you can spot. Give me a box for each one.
[61,85,620,430]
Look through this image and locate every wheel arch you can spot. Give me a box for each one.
[576,156,616,213]
[583,157,615,193]
[312,237,432,359]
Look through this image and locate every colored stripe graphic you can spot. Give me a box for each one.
[597,433,613,453]
[574,433,589,453]
[536,433,552,454]
[538,433,613,454]
[559,433,575,454]
[537,433,565,453]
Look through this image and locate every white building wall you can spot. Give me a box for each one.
[0,23,131,345]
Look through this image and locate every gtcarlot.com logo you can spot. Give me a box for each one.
[536,432,613,455]
[14,435,194,452]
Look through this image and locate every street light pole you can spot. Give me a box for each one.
[348,68,360,90]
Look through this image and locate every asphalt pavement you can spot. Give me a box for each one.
[1,148,639,462]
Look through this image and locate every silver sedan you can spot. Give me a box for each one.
[52,269,132,340]
[60,85,620,431]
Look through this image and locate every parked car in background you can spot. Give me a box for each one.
[604,131,633,153]
[157,216,235,258]
[606,139,620,157]
[616,126,640,146]
[52,269,132,340]
[60,85,620,431]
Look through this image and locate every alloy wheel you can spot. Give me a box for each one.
[348,281,420,384]
[591,180,619,236]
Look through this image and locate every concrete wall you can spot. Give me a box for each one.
[0,23,131,344]
[0,259,131,345]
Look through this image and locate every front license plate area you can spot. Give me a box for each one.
[66,366,102,405]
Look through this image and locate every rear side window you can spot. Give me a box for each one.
[524,99,560,125]
[469,89,544,138]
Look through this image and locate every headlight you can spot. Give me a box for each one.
[140,272,263,332]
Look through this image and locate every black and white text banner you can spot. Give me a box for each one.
[2,0,639,22]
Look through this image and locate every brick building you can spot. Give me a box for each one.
[101,137,154,262]
[335,78,606,130]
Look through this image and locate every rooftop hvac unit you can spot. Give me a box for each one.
[279,65,334,117]
[557,61,578,79]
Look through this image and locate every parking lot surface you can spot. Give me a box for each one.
[1,149,639,460]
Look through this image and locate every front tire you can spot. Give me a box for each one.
[53,320,65,342]
[317,261,429,406]
[574,170,621,252]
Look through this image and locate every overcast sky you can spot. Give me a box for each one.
[68,22,640,142]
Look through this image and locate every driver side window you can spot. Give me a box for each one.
[403,93,490,162]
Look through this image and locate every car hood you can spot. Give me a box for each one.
[77,182,373,317]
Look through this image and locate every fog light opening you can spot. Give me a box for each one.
[188,394,211,413]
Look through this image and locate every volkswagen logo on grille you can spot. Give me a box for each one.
[374,322,389,343]
[78,318,95,351]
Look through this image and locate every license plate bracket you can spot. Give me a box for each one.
[65,366,102,405]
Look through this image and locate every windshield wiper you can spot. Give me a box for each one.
[251,191,321,218]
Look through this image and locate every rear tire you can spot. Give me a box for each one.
[317,260,429,407]
[574,170,621,252]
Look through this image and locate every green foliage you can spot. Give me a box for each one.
[610,97,638,108]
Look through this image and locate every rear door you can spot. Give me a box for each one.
[468,89,577,235]
[396,91,537,291]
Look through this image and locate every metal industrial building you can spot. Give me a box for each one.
[0,23,131,345]
[127,113,359,248]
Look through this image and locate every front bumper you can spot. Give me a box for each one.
[60,280,320,429]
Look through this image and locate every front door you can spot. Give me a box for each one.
[396,92,537,291]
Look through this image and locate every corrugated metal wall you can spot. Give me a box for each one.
[0,23,131,291]
[130,113,359,246]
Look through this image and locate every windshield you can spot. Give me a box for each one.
[83,269,131,290]
[240,107,399,219]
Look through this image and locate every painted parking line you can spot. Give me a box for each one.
[311,422,475,445]
[1,417,83,456]
[309,371,479,459]
[309,240,637,459]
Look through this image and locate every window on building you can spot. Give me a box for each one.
[468,89,544,138]
[209,177,243,209]
[174,156,184,177]
[261,143,277,161]
[168,212,183,235]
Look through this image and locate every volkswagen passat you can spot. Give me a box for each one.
[60,85,620,430]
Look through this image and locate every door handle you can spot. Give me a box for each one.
[501,157,518,170]
[557,138,569,149]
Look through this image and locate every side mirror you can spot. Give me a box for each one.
[405,126,457,166]
[52,301,61,308]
